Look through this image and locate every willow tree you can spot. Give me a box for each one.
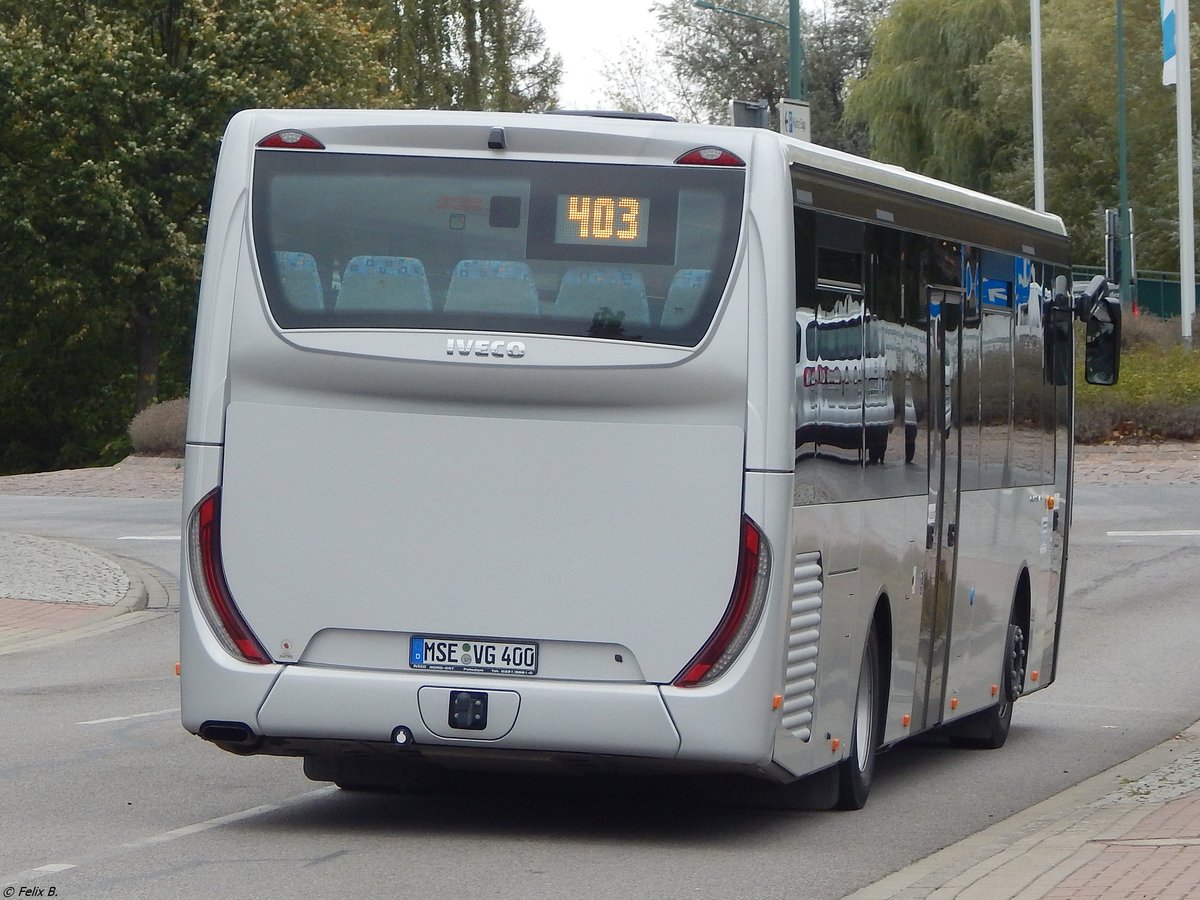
[845,0,1026,190]
[975,0,1179,271]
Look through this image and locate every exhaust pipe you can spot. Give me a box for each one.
[198,720,261,753]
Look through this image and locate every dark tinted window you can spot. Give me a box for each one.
[251,151,744,347]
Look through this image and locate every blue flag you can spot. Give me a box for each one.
[1163,0,1178,86]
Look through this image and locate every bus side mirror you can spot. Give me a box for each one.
[1079,276,1121,386]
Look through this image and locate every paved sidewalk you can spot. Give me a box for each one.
[1,447,1199,897]
[846,722,1200,899]
[1075,440,1200,486]
[0,453,184,499]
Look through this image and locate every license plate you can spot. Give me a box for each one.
[409,635,538,676]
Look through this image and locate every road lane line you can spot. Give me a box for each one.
[126,789,336,849]
[0,786,336,888]
[1107,530,1200,538]
[76,707,180,726]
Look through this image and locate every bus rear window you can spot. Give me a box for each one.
[251,151,745,347]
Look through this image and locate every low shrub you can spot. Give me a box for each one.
[128,397,187,456]
[1118,313,1182,353]
[1077,323,1200,443]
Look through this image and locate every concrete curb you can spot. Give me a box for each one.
[0,537,159,657]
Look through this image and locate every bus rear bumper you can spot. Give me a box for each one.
[249,664,684,761]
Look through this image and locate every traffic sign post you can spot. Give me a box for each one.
[778,98,811,141]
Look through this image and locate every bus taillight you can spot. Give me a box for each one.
[674,516,771,687]
[187,489,271,665]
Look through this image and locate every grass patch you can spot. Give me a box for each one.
[1076,316,1200,443]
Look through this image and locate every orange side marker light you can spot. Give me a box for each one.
[830,737,841,752]
[174,662,181,676]
[1031,670,1039,682]
[949,697,959,710]
[901,714,911,728]
[772,694,783,710]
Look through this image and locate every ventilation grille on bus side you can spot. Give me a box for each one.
[782,551,823,741]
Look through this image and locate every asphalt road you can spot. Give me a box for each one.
[0,496,181,582]
[0,482,1198,899]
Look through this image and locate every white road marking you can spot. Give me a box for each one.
[1107,530,1200,538]
[76,707,180,726]
[126,789,336,850]
[118,535,181,541]
[0,786,335,887]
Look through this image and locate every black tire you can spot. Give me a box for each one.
[948,617,1026,750]
[836,625,882,810]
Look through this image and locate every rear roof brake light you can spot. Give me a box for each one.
[257,130,325,150]
[675,146,745,167]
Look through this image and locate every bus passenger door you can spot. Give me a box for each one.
[912,286,963,731]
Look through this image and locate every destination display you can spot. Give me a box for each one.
[555,194,649,247]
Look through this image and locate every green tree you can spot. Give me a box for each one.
[654,0,791,125]
[805,0,891,154]
[845,0,1025,190]
[375,0,562,111]
[0,2,387,472]
[639,0,887,147]
[975,0,1182,272]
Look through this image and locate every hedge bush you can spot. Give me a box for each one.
[127,397,187,456]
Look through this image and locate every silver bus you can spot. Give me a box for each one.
[180,109,1119,809]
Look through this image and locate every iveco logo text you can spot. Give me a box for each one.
[447,338,527,358]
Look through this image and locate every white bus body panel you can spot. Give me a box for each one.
[181,108,1074,787]
[181,111,802,771]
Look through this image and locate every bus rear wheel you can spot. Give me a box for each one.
[949,616,1026,750]
[836,625,882,810]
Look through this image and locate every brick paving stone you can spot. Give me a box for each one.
[0,596,106,642]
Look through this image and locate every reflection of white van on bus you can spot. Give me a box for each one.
[180,108,1121,810]
[795,305,896,464]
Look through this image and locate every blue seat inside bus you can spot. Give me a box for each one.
[443,260,540,316]
[337,256,432,312]
[553,268,649,327]
[660,269,711,329]
[274,251,325,312]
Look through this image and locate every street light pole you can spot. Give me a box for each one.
[1116,0,1135,311]
[692,0,806,101]
[788,0,804,102]
[1031,0,1045,212]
